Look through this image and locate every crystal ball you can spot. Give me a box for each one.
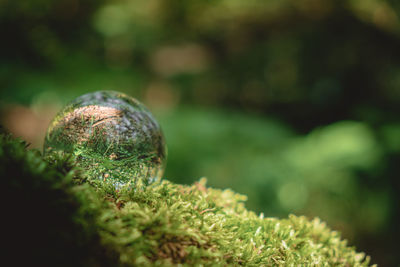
[44,91,167,186]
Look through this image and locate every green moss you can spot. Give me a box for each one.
[0,133,374,266]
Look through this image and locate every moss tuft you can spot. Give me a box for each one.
[1,134,375,266]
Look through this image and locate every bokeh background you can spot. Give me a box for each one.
[1,0,399,265]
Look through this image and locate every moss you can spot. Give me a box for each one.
[0,133,374,266]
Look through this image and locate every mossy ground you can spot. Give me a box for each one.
[0,133,374,266]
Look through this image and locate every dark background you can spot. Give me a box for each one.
[1,0,399,265]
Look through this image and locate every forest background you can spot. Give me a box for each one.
[1,1,399,265]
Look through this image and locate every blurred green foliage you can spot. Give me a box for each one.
[160,109,388,238]
[1,0,399,265]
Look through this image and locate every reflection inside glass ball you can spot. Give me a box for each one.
[44,91,167,186]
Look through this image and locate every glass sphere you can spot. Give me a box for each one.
[44,91,167,186]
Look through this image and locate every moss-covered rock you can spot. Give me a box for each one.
[0,133,374,266]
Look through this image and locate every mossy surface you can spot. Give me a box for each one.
[0,133,374,266]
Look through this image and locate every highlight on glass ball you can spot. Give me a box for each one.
[44,91,167,186]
